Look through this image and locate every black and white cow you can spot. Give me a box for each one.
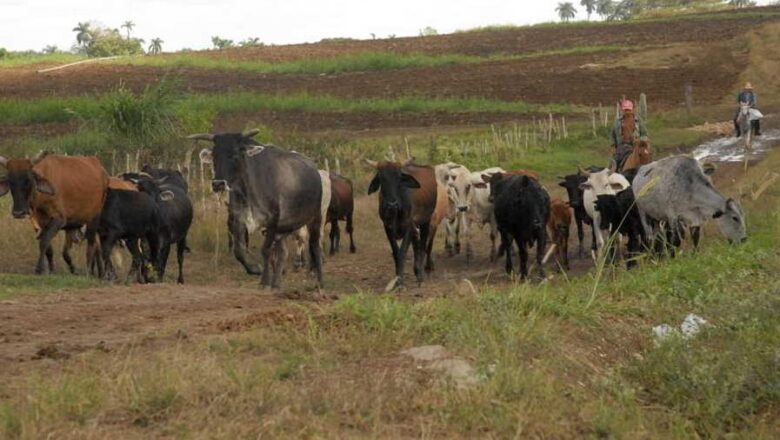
[192,129,324,289]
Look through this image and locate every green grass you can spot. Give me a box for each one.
[0,274,101,300]
[0,52,84,68]
[0,92,585,126]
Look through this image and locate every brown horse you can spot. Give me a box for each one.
[620,139,652,173]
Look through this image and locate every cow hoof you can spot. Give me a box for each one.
[246,265,262,275]
[349,246,356,254]
[384,276,400,293]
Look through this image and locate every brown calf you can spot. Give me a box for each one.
[0,153,109,275]
[547,198,572,271]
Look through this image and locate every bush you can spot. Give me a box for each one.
[0,48,7,59]
[86,29,143,57]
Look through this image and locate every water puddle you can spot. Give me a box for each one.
[693,129,780,162]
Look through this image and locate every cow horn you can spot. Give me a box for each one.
[0,156,7,168]
[31,150,51,165]
[187,133,215,141]
[577,166,591,178]
[608,160,617,173]
[363,159,378,168]
[138,172,153,179]
[242,128,261,138]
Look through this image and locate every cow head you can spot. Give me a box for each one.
[191,129,264,193]
[0,153,55,219]
[132,174,175,202]
[713,198,747,244]
[578,165,629,196]
[480,172,516,203]
[437,163,472,213]
[558,173,587,209]
[366,160,420,215]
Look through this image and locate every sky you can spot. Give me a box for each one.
[0,0,774,52]
[0,0,590,52]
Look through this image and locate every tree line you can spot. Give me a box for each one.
[555,0,757,22]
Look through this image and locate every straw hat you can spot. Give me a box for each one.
[744,82,754,90]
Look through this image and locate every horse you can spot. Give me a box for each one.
[619,139,653,175]
[736,101,754,172]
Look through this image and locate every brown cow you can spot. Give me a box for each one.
[326,173,356,255]
[366,159,437,290]
[425,179,449,272]
[547,198,572,271]
[506,168,541,181]
[109,176,138,191]
[0,152,108,274]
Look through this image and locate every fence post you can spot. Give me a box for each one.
[591,109,597,137]
[335,158,341,175]
[684,83,693,114]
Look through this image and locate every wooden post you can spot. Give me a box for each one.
[111,150,116,175]
[548,113,554,143]
[404,136,412,160]
[562,116,568,139]
[591,109,597,137]
[125,153,130,173]
[324,158,330,173]
[639,93,648,120]
[684,83,693,114]
[335,158,341,174]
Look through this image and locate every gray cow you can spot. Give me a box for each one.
[632,155,746,248]
[192,129,324,289]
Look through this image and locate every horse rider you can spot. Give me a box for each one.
[611,99,648,170]
[734,82,761,137]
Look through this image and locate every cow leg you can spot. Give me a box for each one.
[536,230,546,279]
[45,244,55,274]
[576,215,585,258]
[125,239,146,284]
[273,238,289,289]
[62,232,77,274]
[461,213,472,264]
[691,226,701,250]
[444,218,455,257]
[414,223,429,284]
[231,218,261,275]
[36,219,64,275]
[175,239,186,284]
[398,230,413,289]
[143,233,160,283]
[308,220,324,287]
[347,211,356,253]
[329,219,338,256]
[100,233,118,281]
[424,223,435,274]
[85,219,103,278]
[158,239,171,282]
[501,231,513,274]
[260,227,276,287]
[517,237,530,281]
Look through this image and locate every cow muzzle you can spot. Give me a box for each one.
[12,210,28,219]
[457,205,469,213]
[211,180,229,193]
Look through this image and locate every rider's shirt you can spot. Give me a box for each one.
[737,90,758,107]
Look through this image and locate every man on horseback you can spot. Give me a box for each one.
[734,82,761,137]
[611,99,648,171]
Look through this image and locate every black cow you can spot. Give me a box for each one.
[327,173,356,255]
[484,173,549,280]
[595,188,646,269]
[98,189,161,283]
[366,160,437,290]
[140,164,189,193]
[558,166,603,257]
[191,129,323,289]
[134,177,193,284]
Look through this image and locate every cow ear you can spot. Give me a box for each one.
[367,174,381,195]
[0,179,8,197]
[401,173,421,189]
[199,148,213,164]
[713,210,724,219]
[34,174,55,195]
[558,181,567,188]
[473,181,487,189]
[609,183,625,190]
[159,190,175,202]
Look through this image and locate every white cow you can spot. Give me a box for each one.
[434,162,474,261]
[291,170,332,270]
[579,165,631,259]
[470,166,505,261]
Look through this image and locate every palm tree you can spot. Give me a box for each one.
[42,45,58,54]
[148,38,163,54]
[596,0,615,19]
[580,0,596,20]
[239,37,261,47]
[121,20,135,40]
[729,0,755,8]
[72,22,92,47]
[555,2,578,22]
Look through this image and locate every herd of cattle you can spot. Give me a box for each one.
[0,128,747,291]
